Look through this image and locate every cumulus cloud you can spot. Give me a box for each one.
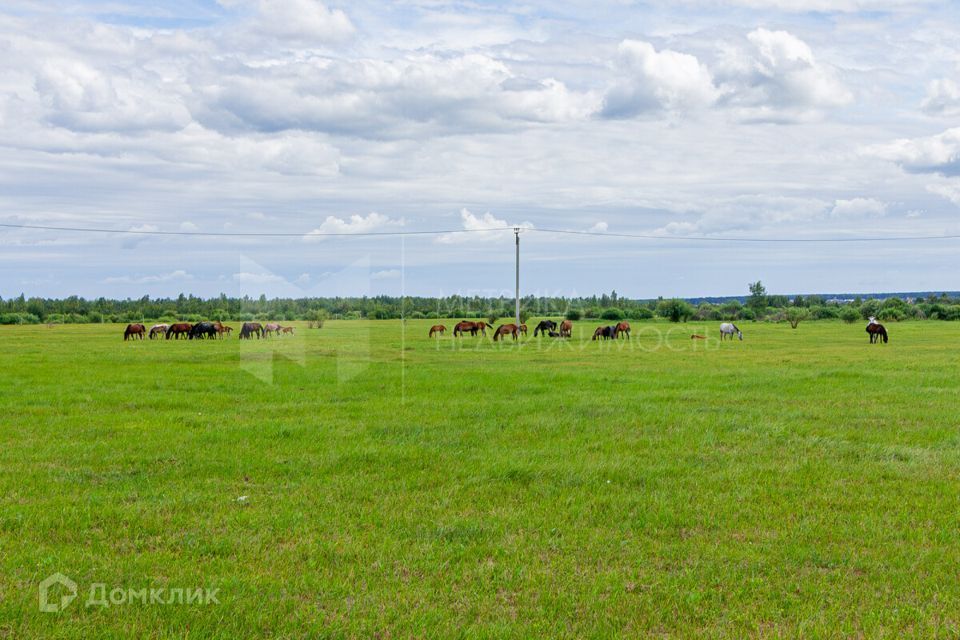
[588,221,609,232]
[304,212,403,240]
[435,208,533,244]
[927,182,960,206]
[601,40,718,117]
[830,197,887,218]
[869,127,960,176]
[922,78,960,117]
[371,269,401,280]
[220,0,355,43]
[715,28,852,120]
[232,272,286,284]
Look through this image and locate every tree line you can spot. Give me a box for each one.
[1,283,958,325]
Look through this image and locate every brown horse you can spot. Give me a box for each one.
[429,324,447,337]
[493,324,519,341]
[559,320,572,338]
[866,322,889,344]
[279,326,295,336]
[593,326,616,341]
[519,323,527,336]
[453,321,489,337]
[165,323,192,340]
[213,322,233,338]
[691,334,707,340]
[615,321,631,339]
[124,323,145,341]
[148,324,169,339]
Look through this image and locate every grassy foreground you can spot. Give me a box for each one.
[1,319,958,638]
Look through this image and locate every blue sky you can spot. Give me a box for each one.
[1,0,959,300]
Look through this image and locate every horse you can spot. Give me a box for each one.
[866,322,888,344]
[165,323,192,340]
[533,320,557,337]
[280,326,295,336]
[592,326,616,341]
[239,322,263,340]
[213,322,233,338]
[559,320,572,338]
[719,323,742,341]
[453,321,488,337]
[547,330,561,338]
[148,324,169,339]
[691,334,707,340]
[518,324,527,336]
[429,324,447,337]
[189,322,218,340]
[493,324,520,341]
[263,323,282,337]
[615,321,631,339]
[123,323,145,341]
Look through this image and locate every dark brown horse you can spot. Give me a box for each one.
[866,322,888,344]
[453,321,489,337]
[592,325,616,341]
[559,320,572,338]
[518,323,527,336]
[239,322,263,340]
[429,324,447,337]
[165,323,193,340]
[533,320,557,337]
[615,321,631,339]
[124,323,145,341]
[493,324,520,341]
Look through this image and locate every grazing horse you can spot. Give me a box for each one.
[719,323,742,341]
[559,320,573,338]
[213,322,233,338]
[124,323,145,341]
[263,323,282,337]
[592,325,616,341]
[280,326,295,336]
[239,322,263,340]
[189,322,218,340]
[493,324,520,341]
[165,323,192,340]
[547,330,561,337]
[518,324,527,336]
[615,321,631,339]
[428,324,447,337]
[148,324,169,339]
[533,320,557,337]
[453,321,488,337]
[866,322,889,344]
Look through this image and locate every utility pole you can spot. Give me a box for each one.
[514,227,520,327]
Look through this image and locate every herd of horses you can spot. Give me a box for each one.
[123,321,295,341]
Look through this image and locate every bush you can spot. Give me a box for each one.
[879,308,904,322]
[656,299,693,323]
[626,307,653,320]
[784,307,810,329]
[739,307,756,321]
[859,299,881,320]
[600,308,625,321]
[839,306,860,324]
[0,313,40,325]
[811,306,839,320]
[564,308,583,321]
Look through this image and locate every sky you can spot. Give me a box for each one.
[1,0,959,300]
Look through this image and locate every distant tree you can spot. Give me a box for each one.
[784,307,809,329]
[657,298,694,323]
[565,308,583,321]
[600,308,625,321]
[748,281,767,313]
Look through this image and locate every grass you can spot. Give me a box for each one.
[1,319,959,638]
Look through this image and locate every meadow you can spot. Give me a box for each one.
[1,319,958,638]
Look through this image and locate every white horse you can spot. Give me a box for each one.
[719,322,742,341]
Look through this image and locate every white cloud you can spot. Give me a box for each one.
[922,79,960,117]
[601,40,718,117]
[927,182,960,206]
[588,221,609,232]
[371,269,401,280]
[435,208,533,244]
[870,127,960,176]
[103,270,192,284]
[304,212,403,240]
[830,198,887,218]
[231,272,286,284]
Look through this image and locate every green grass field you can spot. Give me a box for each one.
[2,319,959,638]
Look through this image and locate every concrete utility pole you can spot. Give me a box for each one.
[514,227,520,327]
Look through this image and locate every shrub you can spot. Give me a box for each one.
[839,306,860,324]
[811,306,839,320]
[626,307,653,320]
[784,307,810,329]
[739,307,756,321]
[656,299,693,323]
[564,308,583,321]
[859,299,881,320]
[600,308,625,321]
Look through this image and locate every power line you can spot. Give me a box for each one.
[1,220,959,243]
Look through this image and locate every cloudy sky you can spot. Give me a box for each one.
[1,0,959,300]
